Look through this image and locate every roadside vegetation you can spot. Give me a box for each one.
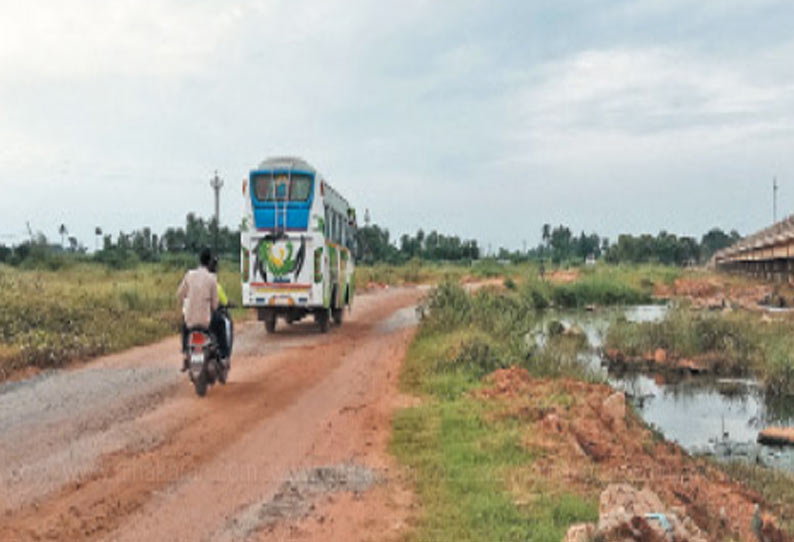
[354,259,528,289]
[392,268,794,540]
[0,261,241,378]
[604,306,794,395]
[390,267,682,540]
[392,282,599,541]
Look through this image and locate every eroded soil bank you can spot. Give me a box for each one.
[480,367,793,541]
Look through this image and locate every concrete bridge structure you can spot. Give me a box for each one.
[714,215,794,281]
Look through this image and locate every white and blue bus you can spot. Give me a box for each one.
[240,157,356,332]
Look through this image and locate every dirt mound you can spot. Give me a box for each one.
[477,370,793,541]
[656,276,774,311]
[477,367,533,399]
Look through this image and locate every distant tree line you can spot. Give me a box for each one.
[1,216,743,269]
[0,213,240,269]
[353,223,742,267]
[354,226,480,265]
[523,224,741,266]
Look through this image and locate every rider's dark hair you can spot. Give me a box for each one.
[199,247,212,267]
[208,256,219,274]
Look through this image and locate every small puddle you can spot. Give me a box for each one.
[538,305,794,472]
[377,306,421,333]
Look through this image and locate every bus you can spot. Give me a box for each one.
[240,157,356,333]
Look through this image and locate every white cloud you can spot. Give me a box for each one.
[508,46,794,165]
[0,0,248,78]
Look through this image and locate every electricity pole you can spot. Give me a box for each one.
[210,171,224,252]
[773,177,779,223]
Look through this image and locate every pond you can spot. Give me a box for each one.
[541,305,794,472]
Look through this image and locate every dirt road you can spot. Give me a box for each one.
[0,287,423,542]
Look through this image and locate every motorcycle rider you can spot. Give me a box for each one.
[177,248,228,369]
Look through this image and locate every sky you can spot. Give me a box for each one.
[1,0,793,252]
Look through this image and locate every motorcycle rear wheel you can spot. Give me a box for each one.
[218,360,228,385]
[193,369,208,397]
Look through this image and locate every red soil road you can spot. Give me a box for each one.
[0,287,423,542]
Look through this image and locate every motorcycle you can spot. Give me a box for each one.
[184,305,234,397]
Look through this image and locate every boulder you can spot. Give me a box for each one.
[596,484,707,542]
[601,392,627,431]
[564,523,595,542]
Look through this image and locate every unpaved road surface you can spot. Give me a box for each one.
[0,287,423,542]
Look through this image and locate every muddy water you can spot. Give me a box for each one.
[543,305,794,472]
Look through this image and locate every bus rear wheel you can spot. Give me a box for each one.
[332,307,343,325]
[315,309,330,333]
[264,315,277,333]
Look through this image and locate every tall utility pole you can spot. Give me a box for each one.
[773,177,779,223]
[210,170,224,252]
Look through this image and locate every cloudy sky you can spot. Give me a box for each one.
[1,0,793,251]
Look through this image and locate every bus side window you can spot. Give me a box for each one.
[324,207,330,238]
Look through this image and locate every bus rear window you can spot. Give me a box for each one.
[252,173,313,202]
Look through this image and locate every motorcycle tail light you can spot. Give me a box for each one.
[190,332,206,345]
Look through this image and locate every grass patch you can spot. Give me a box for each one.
[0,262,242,376]
[392,400,597,541]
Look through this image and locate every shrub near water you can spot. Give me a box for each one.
[519,264,663,310]
[605,307,794,394]
[0,262,241,376]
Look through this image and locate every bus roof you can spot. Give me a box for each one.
[256,156,316,172]
[253,156,351,211]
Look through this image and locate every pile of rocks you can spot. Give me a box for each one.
[565,484,707,542]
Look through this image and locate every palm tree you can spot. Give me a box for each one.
[59,224,68,248]
[542,223,551,247]
[95,227,103,252]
